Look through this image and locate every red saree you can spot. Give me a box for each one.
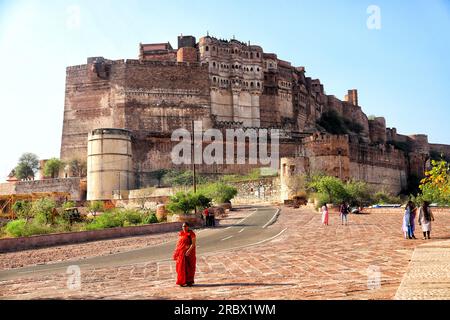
[173,230,196,286]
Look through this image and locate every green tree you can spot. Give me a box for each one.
[44,158,64,178]
[15,153,39,180]
[166,192,199,215]
[344,180,372,206]
[316,110,348,135]
[199,183,238,203]
[150,169,169,187]
[307,175,349,205]
[193,193,212,210]
[69,159,87,177]
[31,198,56,225]
[419,160,450,205]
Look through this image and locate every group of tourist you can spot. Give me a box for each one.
[320,200,436,241]
[402,201,435,240]
[320,202,351,226]
[173,201,437,288]
[202,207,215,227]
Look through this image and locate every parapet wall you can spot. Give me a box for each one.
[0,178,82,200]
[430,144,450,159]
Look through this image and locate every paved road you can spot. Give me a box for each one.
[0,206,284,281]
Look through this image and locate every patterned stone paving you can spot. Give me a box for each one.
[1,206,449,300]
[395,240,450,300]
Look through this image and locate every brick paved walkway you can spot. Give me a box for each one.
[395,239,450,300]
[1,206,449,300]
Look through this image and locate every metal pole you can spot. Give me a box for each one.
[118,172,121,200]
[192,120,197,193]
[192,120,197,216]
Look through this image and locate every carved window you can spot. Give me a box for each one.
[206,46,209,51]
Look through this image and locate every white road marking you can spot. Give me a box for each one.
[263,208,281,228]
[221,236,233,241]
[18,263,92,274]
[253,228,287,245]
[239,228,246,233]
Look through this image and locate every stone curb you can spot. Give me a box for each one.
[0,222,186,253]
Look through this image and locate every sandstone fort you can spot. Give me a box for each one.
[3,34,450,202]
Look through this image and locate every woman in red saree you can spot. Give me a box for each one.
[173,222,196,287]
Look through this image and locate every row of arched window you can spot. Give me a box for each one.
[264,61,276,69]
[212,77,261,88]
[280,81,291,88]
[205,45,261,59]
[211,61,261,72]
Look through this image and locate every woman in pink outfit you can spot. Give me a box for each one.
[321,204,329,226]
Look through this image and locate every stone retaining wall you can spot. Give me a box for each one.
[0,222,183,253]
[0,178,82,200]
[231,177,281,205]
[363,207,450,215]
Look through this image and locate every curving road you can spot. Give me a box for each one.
[0,206,285,281]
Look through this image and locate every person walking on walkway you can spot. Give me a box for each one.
[402,201,413,239]
[203,207,210,227]
[339,202,349,225]
[418,201,435,240]
[410,205,418,239]
[321,204,329,226]
[173,222,197,287]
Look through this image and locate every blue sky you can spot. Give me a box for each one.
[0,0,449,182]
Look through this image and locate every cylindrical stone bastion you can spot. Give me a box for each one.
[87,128,134,201]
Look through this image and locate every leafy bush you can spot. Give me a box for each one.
[373,191,402,204]
[166,192,197,215]
[307,175,349,205]
[142,213,159,224]
[31,198,56,225]
[85,212,124,230]
[5,219,27,237]
[199,183,238,203]
[85,209,145,230]
[12,200,32,221]
[194,193,212,209]
[344,181,372,206]
[62,201,76,210]
[88,201,105,213]
[118,209,143,225]
[5,219,52,237]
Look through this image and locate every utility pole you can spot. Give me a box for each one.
[118,172,121,200]
[191,120,197,217]
[192,120,197,193]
